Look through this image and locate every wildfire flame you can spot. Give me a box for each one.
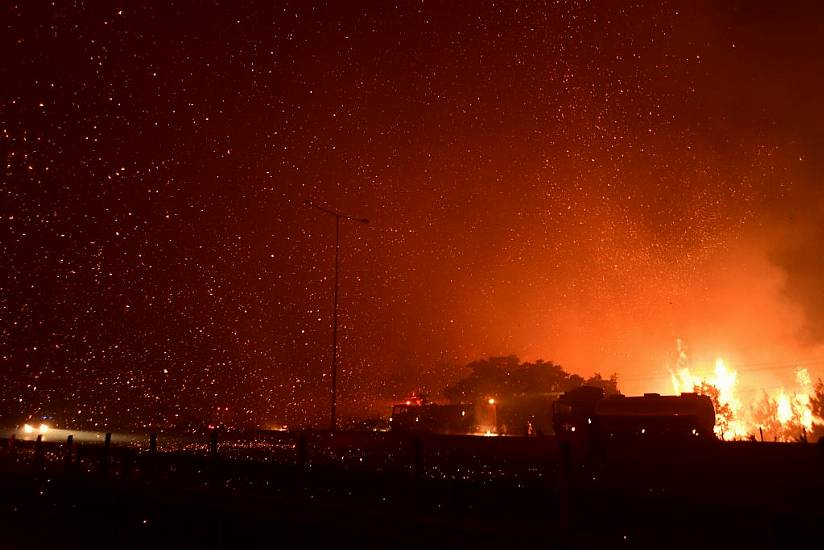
[668,340,823,441]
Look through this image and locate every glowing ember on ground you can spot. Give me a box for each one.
[668,340,823,441]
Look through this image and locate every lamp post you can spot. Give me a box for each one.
[304,200,368,432]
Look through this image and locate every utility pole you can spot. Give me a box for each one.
[304,200,368,432]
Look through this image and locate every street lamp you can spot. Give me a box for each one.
[304,199,368,432]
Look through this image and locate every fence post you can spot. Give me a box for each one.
[34,434,44,466]
[101,432,111,474]
[8,433,15,461]
[210,430,218,456]
[294,432,307,492]
[558,440,573,530]
[65,434,74,468]
[413,436,423,478]
[149,433,157,454]
[297,433,307,469]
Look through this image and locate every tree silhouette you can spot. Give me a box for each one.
[812,378,824,441]
[695,382,732,438]
[812,378,824,420]
[443,355,618,403]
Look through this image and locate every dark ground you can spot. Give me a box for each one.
[0,432,822,549]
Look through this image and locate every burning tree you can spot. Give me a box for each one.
[812,378,824,419]
[668,341,824,441]
[811,378,824,441]
[671,357,746,439]
[751,391,812,442]
[694,382,734,439]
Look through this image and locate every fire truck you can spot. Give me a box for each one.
[552,386,716,439]
[389,395,496,435]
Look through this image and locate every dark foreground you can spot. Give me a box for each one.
[0,432,822,549]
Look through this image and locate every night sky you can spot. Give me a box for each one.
[2,1,824,429]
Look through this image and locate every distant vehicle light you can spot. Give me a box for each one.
[23,424,34,434]
[487,398,496,405]
[38,424,49,433]
[570,426,576,432]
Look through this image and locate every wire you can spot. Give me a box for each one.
[615,358,824,383]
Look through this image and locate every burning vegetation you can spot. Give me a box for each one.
[669,341,824,441]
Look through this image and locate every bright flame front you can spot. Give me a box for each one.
[668,341,822,441]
